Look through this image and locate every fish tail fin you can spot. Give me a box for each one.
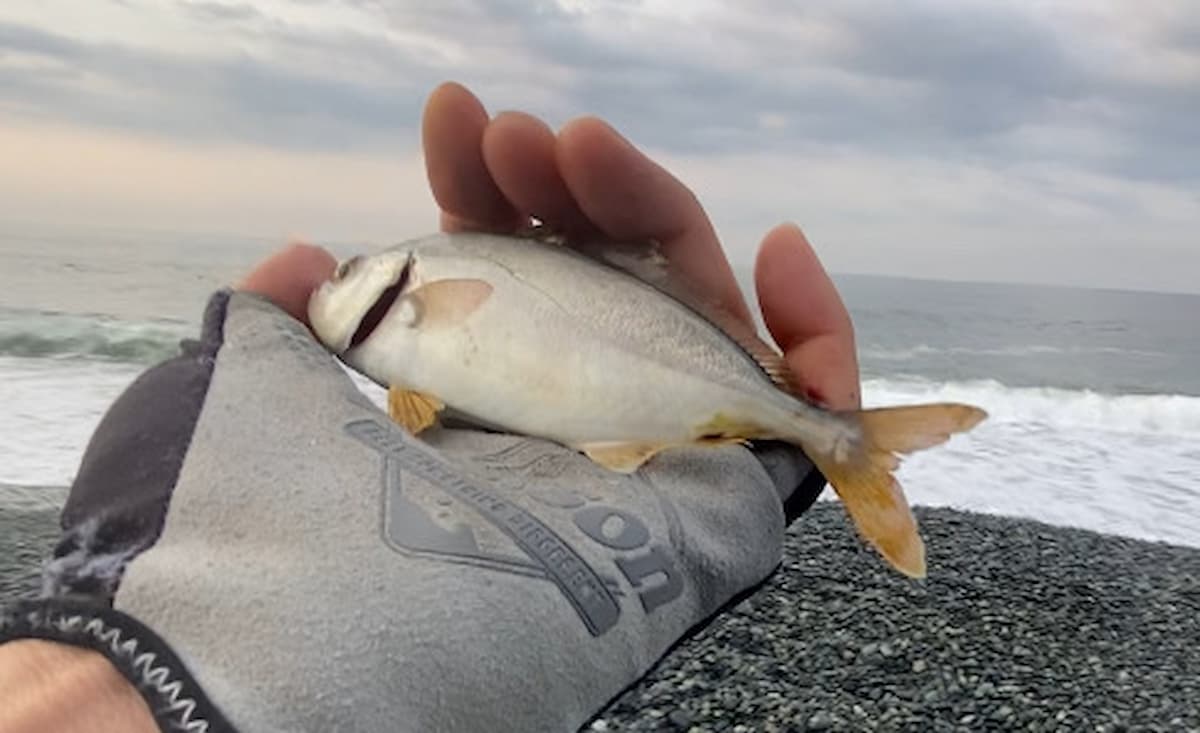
[803,402,987,578]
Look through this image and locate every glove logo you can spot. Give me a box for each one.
[344,419,683,637]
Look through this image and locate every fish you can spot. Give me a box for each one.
[306,228,987,578]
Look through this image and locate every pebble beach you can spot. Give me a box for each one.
[590,503,1200,732]
[4,486,1197,732]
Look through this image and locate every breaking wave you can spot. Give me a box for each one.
[863,377,1200,436]
[0,308,190,364]
[855,376,1200,548]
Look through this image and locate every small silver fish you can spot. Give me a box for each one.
[307,229,987,577]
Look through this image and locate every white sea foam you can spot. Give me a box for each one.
[3,361,1197,549]
[0,358,383,487]
[836,377,1200,550]
[863,376,1200,436]
[0,357,145,486]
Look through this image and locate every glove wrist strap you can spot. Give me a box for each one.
[1,598,239,733]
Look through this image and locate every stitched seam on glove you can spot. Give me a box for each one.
[0,598,240,733]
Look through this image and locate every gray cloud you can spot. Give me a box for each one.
[178,0,265,22]
[407,0,1198,185]
[0,20,424,150]
[518,1,1198,184]
[0,0,1196,186]
[828,2,1086,97]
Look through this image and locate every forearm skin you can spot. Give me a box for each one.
[0,640,157,733]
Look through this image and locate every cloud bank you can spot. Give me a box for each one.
[1,0,1197,291]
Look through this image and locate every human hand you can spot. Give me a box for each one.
[421,81,861,411]
[0,81,859,733]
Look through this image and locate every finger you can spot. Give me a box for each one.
[421,81,521,232]
[754,223,861,410]
[236,241,337,327]
[482,111,593,237]
[556,117,751,323]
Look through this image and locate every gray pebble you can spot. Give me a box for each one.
[583,504,1200,731]
[991,705,1015,722]
[667,710,693,728]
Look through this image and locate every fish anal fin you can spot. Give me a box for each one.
[578,441,672,473]
[388,386,445,435]
[806,402,989,579]
[410,279,493,329]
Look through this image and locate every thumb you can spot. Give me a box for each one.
[236,242,338,328]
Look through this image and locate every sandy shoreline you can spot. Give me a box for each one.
[3,490,1197,731]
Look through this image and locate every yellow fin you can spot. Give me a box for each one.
[387,386,444,435]
[410,279,493,329]
[807,403,988,578]
[859,403,988,453]
[578,441,672,473]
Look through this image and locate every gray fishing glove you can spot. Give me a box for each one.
[0,289,825,733]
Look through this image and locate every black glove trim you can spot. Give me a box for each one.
[1,597,239,733]
[748,439,828,527]
[783,465,827,525]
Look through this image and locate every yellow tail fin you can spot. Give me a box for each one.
[807,403,987,578]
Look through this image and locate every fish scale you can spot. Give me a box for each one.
[440,232,775,392]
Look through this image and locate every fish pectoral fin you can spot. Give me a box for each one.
[410,279,494,329]
[578,441,673,473]
[387,386,445,435]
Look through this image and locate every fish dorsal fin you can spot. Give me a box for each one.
[520,224,805,398]
[688,295,805,399]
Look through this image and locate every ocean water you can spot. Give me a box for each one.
[2,225,1198,549]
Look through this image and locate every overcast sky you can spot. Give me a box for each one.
[1,0,1197,292]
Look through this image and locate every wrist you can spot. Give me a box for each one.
[0,639,157,733]
[1,599,238,733]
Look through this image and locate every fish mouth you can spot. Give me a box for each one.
[347,257,411,350]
